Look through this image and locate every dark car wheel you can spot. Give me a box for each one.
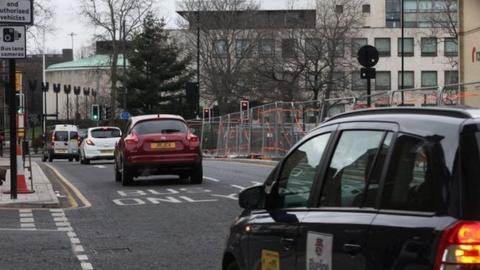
[68,157,73,162]
[114,161,121,182]
[190,164,203,184]
[225,261,239,270]
[121,161,133,186]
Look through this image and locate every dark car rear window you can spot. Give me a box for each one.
[91,128,121,138]
[133,120,187,135]
[54,131,68,142]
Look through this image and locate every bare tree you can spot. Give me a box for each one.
[80,0,154,121]
[178,0,262,114]
[26,0,55,52]
[306,0,364,102]
[426,0,458,68]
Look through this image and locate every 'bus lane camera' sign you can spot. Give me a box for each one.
[0,26,26,59]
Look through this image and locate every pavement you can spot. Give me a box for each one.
[0,157,59,208]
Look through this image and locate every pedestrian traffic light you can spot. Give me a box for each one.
[91,104,99,121]
[203,108,210,121]
[241,100,249,111]
[105,107,112,120]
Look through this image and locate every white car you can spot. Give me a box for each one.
[79,127,122,164]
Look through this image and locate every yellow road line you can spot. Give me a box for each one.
[44,164,92,208]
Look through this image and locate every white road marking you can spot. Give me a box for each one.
[251,181,263,185]
[19,209,35,230]
[50,209,94,269]
[93,165,106,169]
[211,194,238,200]
[231,184,246,190]
[204,176,220,182]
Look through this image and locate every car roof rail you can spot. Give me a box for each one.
[324,107,477,123]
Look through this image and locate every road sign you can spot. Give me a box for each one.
[0,0,34,24]
[120,111,130,120]
[357,45,379,68]
[0,26,26,59]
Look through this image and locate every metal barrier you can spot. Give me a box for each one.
[194,81,480,159]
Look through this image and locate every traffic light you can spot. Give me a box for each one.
[241,100,249,111]
[105,107,112,120]
[203,108,210,121]
[91,104,99,121]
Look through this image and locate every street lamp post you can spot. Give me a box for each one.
[401,0,405,104]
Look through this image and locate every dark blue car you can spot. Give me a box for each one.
[223,107,480,270]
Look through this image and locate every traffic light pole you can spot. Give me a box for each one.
[9,59,17,199]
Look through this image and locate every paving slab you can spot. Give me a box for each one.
[0,158,59,208]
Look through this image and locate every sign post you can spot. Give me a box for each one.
[357,45,379,107]
[0,0,32,199]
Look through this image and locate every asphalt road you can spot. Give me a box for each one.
[0,159,274,270]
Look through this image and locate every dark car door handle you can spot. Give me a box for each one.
[281,237,295,250]
[343,243,362,255]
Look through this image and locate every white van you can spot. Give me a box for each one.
[42,124,80,162]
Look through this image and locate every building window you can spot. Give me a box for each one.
[336,5,343,13]
[305,38,322,58]
[375,38,391,57]
[421,37,437,56]
[398,71,415,89]
[351,38,368,56]
[404,0,418,12]
[259,39,274,57]
[235,39,250,58]
[444,38,458,56]
[445,71,458,85]
[351,71,367,91]
[419,0,433,11]
[421,71,437,87]
[398,38,414,56]
[213,40,227,57]
[386,0,401,27]
[375,71,391,90]
[362,4,371,13]
[281,39,296,58]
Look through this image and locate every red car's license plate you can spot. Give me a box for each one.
[150,142,176,149]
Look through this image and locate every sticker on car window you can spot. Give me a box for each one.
[261,249,279,270]
[306,232,332,270]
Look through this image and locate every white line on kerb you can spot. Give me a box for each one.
[203,176,220,182]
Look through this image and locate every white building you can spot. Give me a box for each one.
[178,0,458,106]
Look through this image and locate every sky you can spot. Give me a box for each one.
[42,0,311,56]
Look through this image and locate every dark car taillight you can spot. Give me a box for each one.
[435,221,480,269]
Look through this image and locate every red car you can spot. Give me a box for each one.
[114,114,202,186]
